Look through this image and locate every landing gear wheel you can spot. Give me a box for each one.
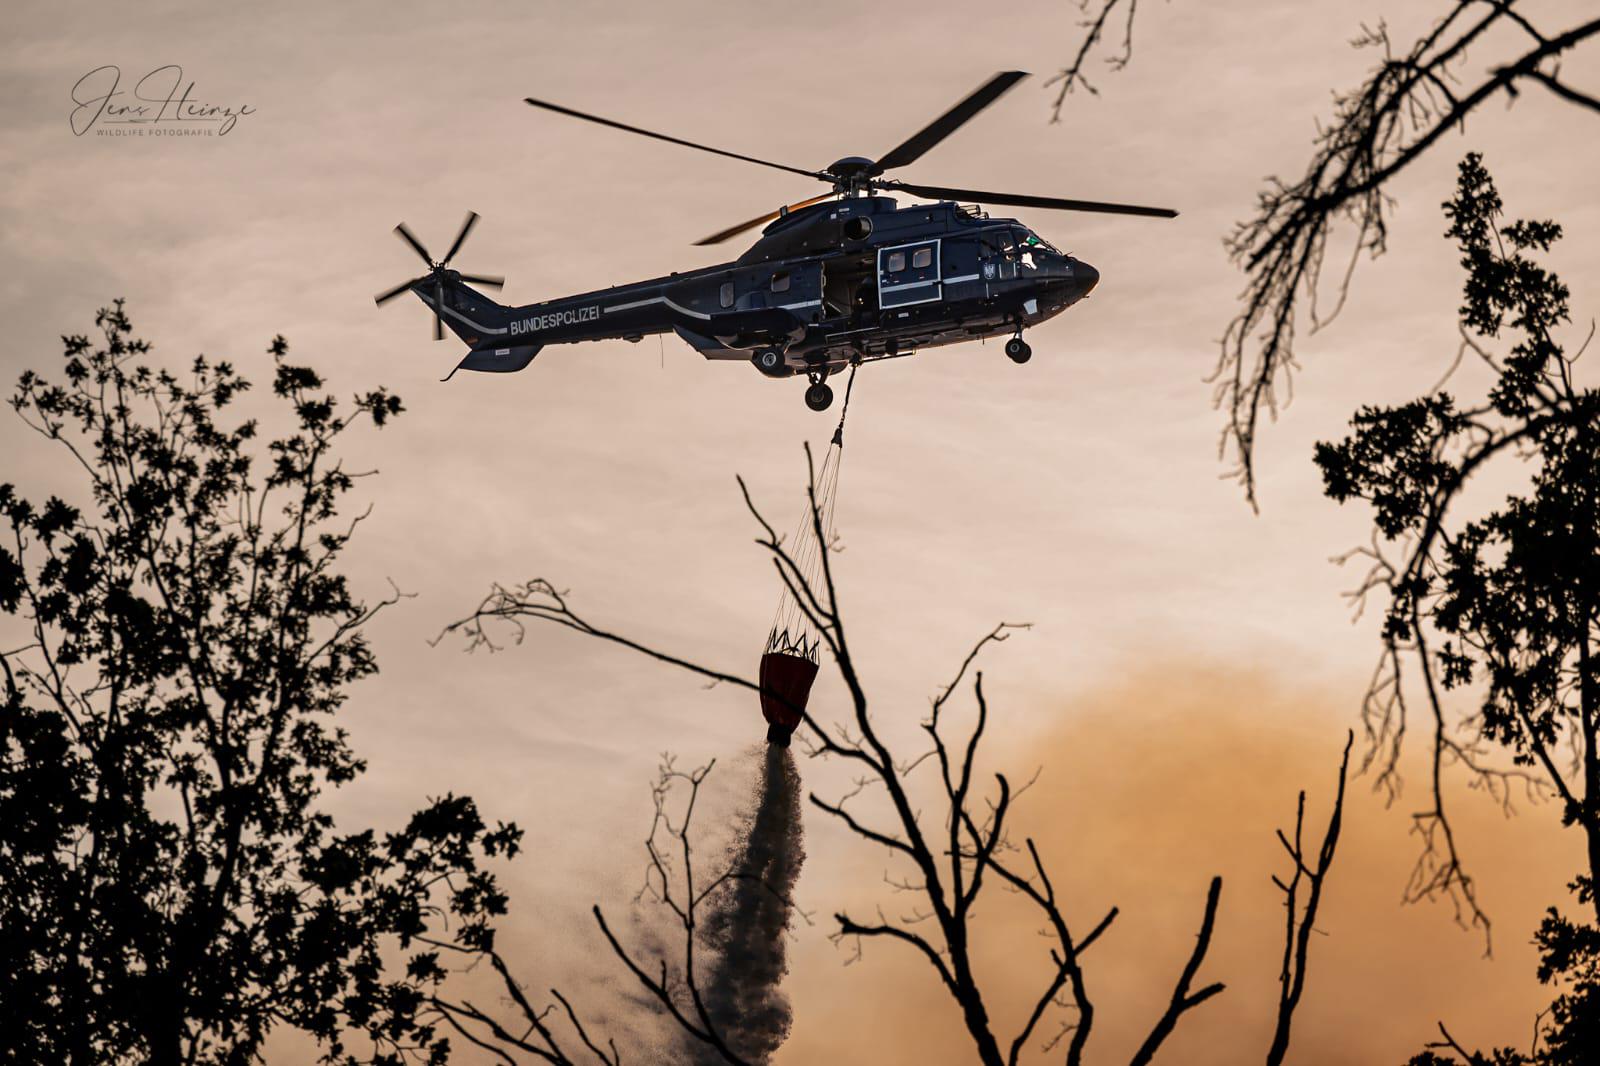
[804,382,835,412]
[752,348,786,377]
[1005,337,1032,364]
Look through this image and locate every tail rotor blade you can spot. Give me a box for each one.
[381,216,506,338]
[374,275,426,306]
[441,211,480,265]
[394,222,433,265]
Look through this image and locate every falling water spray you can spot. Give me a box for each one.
[694,744,806,1064]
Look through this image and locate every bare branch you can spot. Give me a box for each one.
[1521,68,1600,113]
[441,449,1355,1066]
[1045,0,1157,121]
[1218,8,1600,505]
[1265,731,1352,1065]
[1126,876,1226,1066]
[833,908,959,996]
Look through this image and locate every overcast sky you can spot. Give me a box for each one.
[5,1,1599,1062]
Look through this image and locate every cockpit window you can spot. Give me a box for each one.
[984,230,1018,260]
[1013,227,1061,256]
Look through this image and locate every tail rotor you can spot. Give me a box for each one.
[374,211,506,340]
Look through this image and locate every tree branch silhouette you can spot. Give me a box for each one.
[1317,156,1600,1062]
[1126,876,1224,1066]
[1218,3,1600,506]
[438,450,1350,1065]
[0,303,520,1066]
[1045,0,1159,121]
[1266,730,1353,1065]
[418,753,772,1066]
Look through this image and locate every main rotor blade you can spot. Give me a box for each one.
[886,180,1178,218]
[525,96,827,181]
[374,275,427,306]
[441,211,480,265]
[394,222,433,265]
[867,72,1029,177]
[456,272,505,289]
[693,192,837,246]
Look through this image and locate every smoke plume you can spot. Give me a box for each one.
[775,665,1579,1065]
[694,744,806,1064]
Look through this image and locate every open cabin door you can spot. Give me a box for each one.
[877,239,942,309]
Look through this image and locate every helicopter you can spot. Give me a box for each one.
[375,72,1176,412]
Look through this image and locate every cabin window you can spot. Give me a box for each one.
[719,281,734,308]
[771,271,791,293]
[911,247,933,269]
[886,251,906,273]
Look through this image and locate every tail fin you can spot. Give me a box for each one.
[413,277,545,379]
[413,276,510,347]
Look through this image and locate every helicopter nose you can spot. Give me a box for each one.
[1074,259,1100,296]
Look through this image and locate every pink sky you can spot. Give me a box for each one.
[4,1,1599,1061]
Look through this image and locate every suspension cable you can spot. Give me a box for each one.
[767,363,861,660]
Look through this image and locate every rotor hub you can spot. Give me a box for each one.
[824,156,877,195]
[825,156,875,178]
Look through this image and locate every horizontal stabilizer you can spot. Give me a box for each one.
[444,344,542,380]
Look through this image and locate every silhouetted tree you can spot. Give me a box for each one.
[1055,3,1600,506]
[436,459,1353,1066]
[1315,155,1599,1063]
[0,304,521,1066]
[1218,3,1599,506]
[1052,4,1600,1053]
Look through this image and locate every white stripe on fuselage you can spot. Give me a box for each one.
[417,291,509,335]
[602,295,712,320]
[425,288,827,338]
[601,295,822,318]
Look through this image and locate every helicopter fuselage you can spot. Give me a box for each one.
[418,195,1098,387]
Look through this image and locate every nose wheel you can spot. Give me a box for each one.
[1005,336,1032,364]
